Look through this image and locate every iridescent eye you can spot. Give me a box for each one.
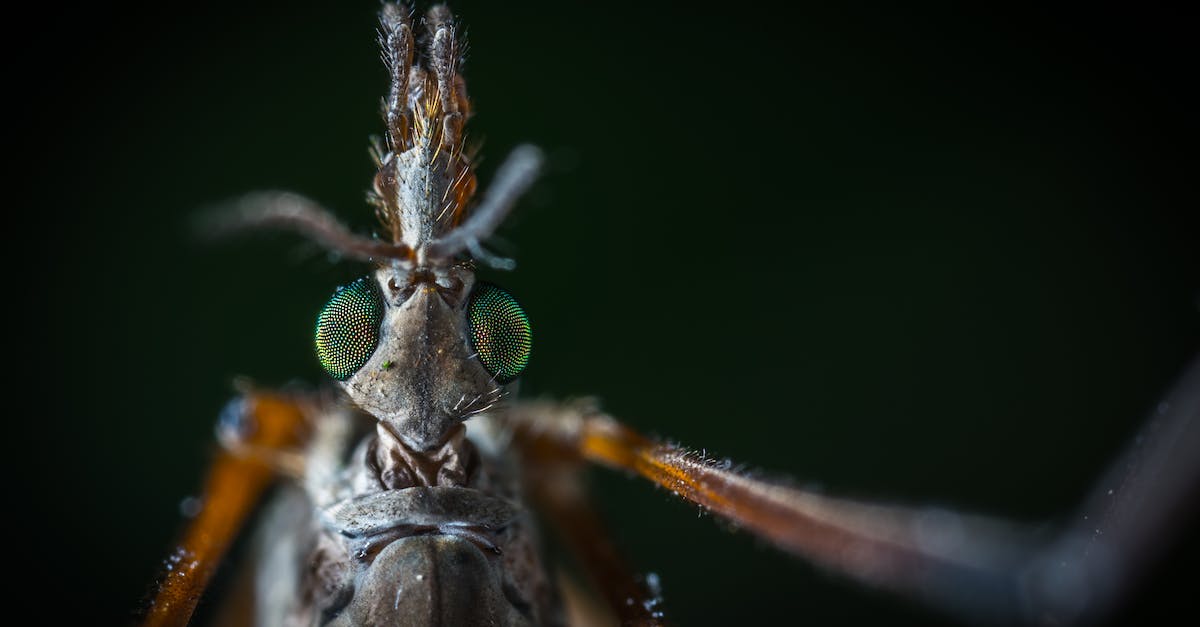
[467,283,532,384]
[315,277,383,380]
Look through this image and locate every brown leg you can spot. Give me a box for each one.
[518,445,665,626]
[508,356,1200,626]
[508,399,1037,624]
[140,389,314,627]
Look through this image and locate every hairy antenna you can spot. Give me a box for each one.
[423,144,544,268]
[205,192,413,263]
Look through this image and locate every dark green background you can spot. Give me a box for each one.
[20,1,1197,625]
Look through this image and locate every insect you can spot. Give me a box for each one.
[124,2,1200,619]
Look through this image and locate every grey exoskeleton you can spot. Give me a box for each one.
[141,4,1200,627]
[240,4,557,625]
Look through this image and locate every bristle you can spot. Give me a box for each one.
[371,3,478,249]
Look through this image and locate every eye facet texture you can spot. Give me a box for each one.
[468,283,532,384]
[315,277,383,380]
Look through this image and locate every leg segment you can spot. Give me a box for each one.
[1021,356,1200,624]
[508,400,1036,624]
[140,389,315,627]
[508,354,1200,626]
[519,448,666,626]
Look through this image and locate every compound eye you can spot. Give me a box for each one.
[315,277,384,380]
[467,283,532,384]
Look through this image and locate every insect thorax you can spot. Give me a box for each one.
[247,403,554,626]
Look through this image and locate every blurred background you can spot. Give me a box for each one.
[16,1,1197,625]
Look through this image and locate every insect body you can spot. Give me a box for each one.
[229,5,558,624]
[146,5,560,625]
[141,4,1199,627]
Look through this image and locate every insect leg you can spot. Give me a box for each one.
[510,354,1200,626]
[518,444,666,626]
[1021,355,1200,624]
[140,389,314,627]
[508,399,1039,624]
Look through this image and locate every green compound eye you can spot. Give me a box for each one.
[468,283,532,384]
[315,277,384,380]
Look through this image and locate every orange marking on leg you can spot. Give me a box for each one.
[142,393,309,627]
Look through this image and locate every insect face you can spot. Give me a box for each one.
[316,260,533,452]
